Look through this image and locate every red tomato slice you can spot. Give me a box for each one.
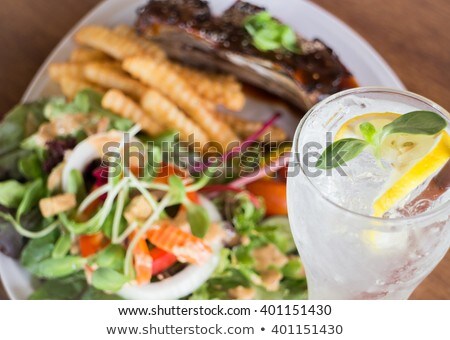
[149,248,178,275]
[246,179,287,216]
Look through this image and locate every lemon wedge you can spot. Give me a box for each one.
[335,112,449,218]
[373,131,450,217]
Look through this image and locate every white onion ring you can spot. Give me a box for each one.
[62,131,139,192]
[118,197,223,300]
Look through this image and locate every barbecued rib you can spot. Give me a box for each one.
[135,0,358,111]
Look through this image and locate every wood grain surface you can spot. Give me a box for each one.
[0,0,448,299]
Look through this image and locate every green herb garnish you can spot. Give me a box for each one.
[244,11,301,54]
[186,203,210,238]
[316,110,447,169]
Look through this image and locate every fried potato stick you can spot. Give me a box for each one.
[113,25,166,60]
[124,56,239,147]
[58,76,104,100]
[172,64,245,111]
[102,89,164,137]
[141,89,210,147]
[70,46,111,63]
[75,25,164,61]
[49,61,120,81]
[49,63,85,81]
[84,63,147,100]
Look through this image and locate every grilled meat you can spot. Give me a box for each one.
[136,0,357,111]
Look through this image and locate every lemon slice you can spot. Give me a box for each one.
[373,131,450,217]
[335,112,401,140]
[336,112,449,217]
[336,112,438,173]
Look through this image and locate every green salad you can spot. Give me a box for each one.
[0,89,306,300]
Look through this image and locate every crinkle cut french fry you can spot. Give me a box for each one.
[123,56,239,148]
[171,64,245,111]
[49,61,121,81]
[58,76,104,100]
[217,112,287,142]
[83,63,147,100]
[113,25,166,61]
[75,25,164,61]
[141,89,210,147]
[70,46,111,63]
[102,89,164,137]
[49,63,85,81]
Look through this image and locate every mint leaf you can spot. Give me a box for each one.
[316,138,368,169]
[359,122,377,144]
[382,111,446,136]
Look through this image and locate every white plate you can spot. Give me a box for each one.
[1,0,405,299]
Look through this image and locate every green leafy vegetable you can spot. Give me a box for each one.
[21,231,59,270]
[0,101,47,157]
[282,258,303,279]
[244,11,301,54]
[0,208,22,258]
[259,216,296,253]
[33,256,86,279]
[168,175,186,205]
[0,101,47,181]
[43,90,133,131]
[190,194,305,300]
[103,207,127,240]
[29,273,87,300]
[81,287,123,300]
[0,149,32,181]
[231,194,265,235]
[92,268,127,292]
[0,180,27,208]
[28,272,124,299]
[18,152,43,180]
[95,244,126,271]
[67,169,86,202]
[75,90,133,131]
[186,203,210,238]
[16,178,46,221]
[52,233,72,259]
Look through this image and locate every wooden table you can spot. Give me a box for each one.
[0,0,448,299]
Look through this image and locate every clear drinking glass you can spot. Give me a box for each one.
[287,87,450,299]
